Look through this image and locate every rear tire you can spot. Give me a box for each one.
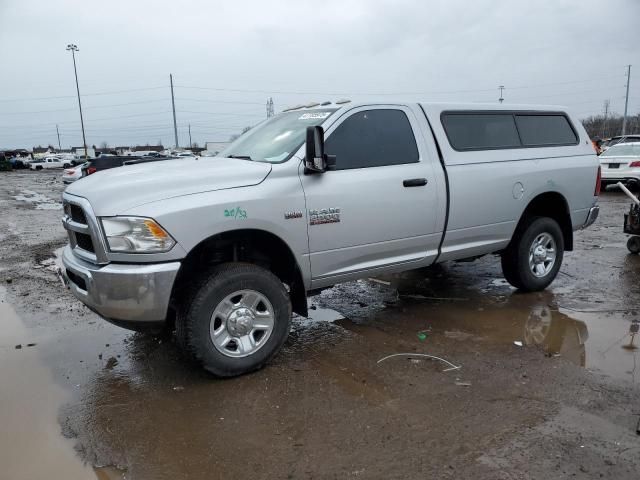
[627,236,640,254]
[176,263,292,377]
[501,216,564,292]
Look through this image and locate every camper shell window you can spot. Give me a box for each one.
[441,111,578,151]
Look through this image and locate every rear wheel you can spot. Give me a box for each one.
[176,263,292,377]
[627,236,640,254]
[501,217,564,292]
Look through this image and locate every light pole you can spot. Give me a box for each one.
[66,44,88,159]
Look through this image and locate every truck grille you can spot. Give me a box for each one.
[62,194,107,264]
[69,204,87,224]
[75,233,95,252]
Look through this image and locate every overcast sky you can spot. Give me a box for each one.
[0,0,638,150]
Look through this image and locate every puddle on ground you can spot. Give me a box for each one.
[328,270,640,385]
[0,286,97,479]
[307,304,344,323]
[12,189,62,210]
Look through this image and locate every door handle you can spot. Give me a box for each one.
[403,178,428,187]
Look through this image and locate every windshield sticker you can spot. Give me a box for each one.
[298,112,331,120]
[224,207,247,219]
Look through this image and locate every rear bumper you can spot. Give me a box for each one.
[601,171,640,183]
[62,245,180,324]
[582,206,599,229]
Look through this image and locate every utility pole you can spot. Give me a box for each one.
[498,85,505,104]
[622,65,632,136]
[188,124,192,149]
[170,73,178,148]
[66,44,87,158]
[266,97,274,117]
[56,124,61,151]
[602,100,610,138]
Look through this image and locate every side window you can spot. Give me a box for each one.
[515,114,577,146]
[325,109,419,170]
[441,114,520,150]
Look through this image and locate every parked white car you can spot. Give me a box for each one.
[62,163,88,184]
[600,142,640,190]
[30,156,72,170]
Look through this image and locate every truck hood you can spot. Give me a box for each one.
[65,157,272,215]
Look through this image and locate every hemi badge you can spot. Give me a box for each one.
[284,211,303,219]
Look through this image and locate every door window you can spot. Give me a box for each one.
[325,109,419,170]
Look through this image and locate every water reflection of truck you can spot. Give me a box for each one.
[524,305,588,367]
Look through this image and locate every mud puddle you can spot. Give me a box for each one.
[328,268,640,385]
[0,287,97,479]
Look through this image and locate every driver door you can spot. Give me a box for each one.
[300,106,441,287]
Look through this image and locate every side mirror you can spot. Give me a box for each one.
[305,126,327,173]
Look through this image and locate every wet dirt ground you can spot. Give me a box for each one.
[1,170,639,479]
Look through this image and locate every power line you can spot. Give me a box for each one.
[174,84,498,96]
[0,107,78,115]
[0,72,627,104]
[504,73,622,90]
[176,110,263,117]
[0,86,166,103]
[177,97,265,106]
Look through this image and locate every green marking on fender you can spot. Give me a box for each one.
[224,207,247,219]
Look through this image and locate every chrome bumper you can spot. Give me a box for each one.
[62,245,180,323]
[582,206,599,229]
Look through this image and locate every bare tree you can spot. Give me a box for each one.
[582,112,640,139]
[100,141,108,149]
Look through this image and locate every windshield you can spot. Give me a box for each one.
[221,109,337,163]
[601,143,640,157]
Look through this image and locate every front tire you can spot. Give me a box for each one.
[176,263,292,377]
[501,217,564,292]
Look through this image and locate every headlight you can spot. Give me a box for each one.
[100,216,176,253]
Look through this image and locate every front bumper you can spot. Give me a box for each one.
[62,245,180,323]
[582,206,599,229]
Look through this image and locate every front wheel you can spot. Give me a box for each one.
[176,263,292,377]
[501,217,564,292]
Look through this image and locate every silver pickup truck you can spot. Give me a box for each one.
[61,102,600,376]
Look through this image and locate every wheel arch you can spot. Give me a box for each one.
[513,191,573,251]
[170,229,308,317]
